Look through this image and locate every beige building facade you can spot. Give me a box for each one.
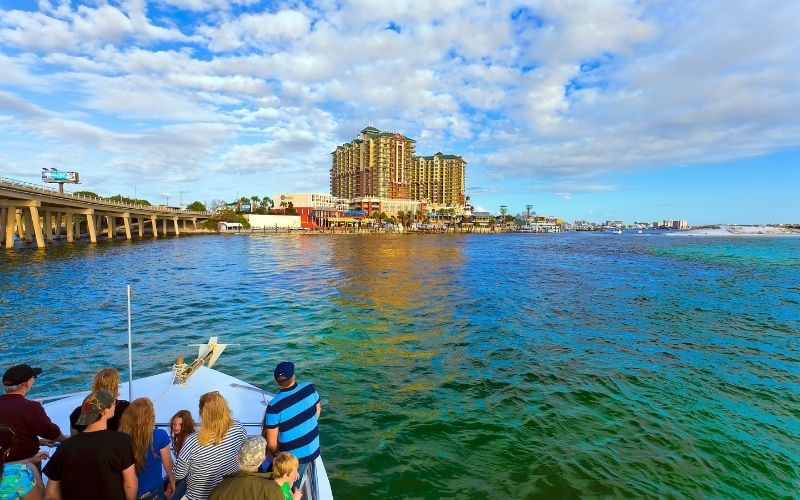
[413,153,466,207]
[331,126,466,210]
[274,192,348,210]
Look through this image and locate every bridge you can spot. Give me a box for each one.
[1,177,211,250]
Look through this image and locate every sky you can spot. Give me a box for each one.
[0,0,798,225]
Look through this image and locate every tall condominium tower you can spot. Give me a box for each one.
[413,153,467,207]
[331,126,466,207]
[330,126,416,200]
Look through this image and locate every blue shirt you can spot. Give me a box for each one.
[264,382,320,464]
[138,428,171,495]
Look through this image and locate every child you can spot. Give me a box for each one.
[169,409,195,456]
[272,452,302,500]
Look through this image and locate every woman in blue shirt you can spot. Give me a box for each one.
[119,399,175,500]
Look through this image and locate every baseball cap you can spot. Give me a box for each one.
[2,364,42,386]
[238,436,267,468]
[273,361,294,380]
[75,390,116,425]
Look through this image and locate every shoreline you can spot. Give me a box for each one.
[668,225,800,237]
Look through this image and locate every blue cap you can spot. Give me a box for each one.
[274,361,294,380]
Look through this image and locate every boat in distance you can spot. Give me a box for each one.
[37,337,334,500]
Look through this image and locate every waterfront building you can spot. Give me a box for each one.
[330,126,466,213]
[412,153,466,208]
[271,193,348,228]
[273,193,347,211]
[472,211,493,228]
[330,126,416,200]
[349,197,422,218]
[523,215,563,233]
[672,220,689,229]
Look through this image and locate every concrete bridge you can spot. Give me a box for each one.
[1,177,210,250]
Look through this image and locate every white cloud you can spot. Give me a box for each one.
[202,9,311,52]
[0,0,798,205]
[73,5,134,43]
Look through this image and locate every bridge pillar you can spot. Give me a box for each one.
[150,216,158,238]
[108,215,117,240]
[0,208,5,246]
[192,218,197,230]
[93,215,102,240]
[44,211,53,243]
[28,206,45,249]
[123,215,131,240]
[173,217,180,236]
[23,209,33,244]
[4,209,15,248]
[88,214,98,243]
[137,217,144,237]
[161,218,167,235]
[65,213,73,242]
[55,213,62,240]
[15,211,24,240]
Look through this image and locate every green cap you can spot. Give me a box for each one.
[75,390,116,425]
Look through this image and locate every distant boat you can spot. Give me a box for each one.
[612,229,622,234]
[638,230,643,234]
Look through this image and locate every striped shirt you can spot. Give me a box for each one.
[264,382,320,464]
[174,421,247,500]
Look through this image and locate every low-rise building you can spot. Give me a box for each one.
[243,214,302,229]
[349,197,422,218]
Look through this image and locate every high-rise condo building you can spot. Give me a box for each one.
[413,153,466,207]
[331,126,466,209]
[330,126,416,200]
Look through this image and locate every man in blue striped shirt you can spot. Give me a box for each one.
[264,361,321,490]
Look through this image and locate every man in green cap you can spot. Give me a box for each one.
[43,390,137,500]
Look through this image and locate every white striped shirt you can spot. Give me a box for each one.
[173,421,248,500]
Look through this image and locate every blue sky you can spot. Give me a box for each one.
[1,1,798,225]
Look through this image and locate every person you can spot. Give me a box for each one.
[69,368,130,433]
[0,426,47,500]
[0,364,67,464]
[263,361,321,491]
[208,436,284,500]
[169,410,195,457]
[271,452,302,500]
[169,410,195,500]
[43,390,137,500]
[174,392,247,500]
[118,399,175,500]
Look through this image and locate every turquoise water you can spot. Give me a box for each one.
[1,233,799,498]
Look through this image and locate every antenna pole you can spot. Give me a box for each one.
[127,285,133,401]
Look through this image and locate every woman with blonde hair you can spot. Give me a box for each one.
[118,398,175,500]
[174,392,247,500]
[69,368,130,433]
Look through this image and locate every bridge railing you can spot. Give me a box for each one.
[0,176,210,215]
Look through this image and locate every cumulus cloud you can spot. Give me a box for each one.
[0,0,797,202]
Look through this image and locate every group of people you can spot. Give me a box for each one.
[0,360,322,500]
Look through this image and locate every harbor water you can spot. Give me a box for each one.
[1,233,798,498]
